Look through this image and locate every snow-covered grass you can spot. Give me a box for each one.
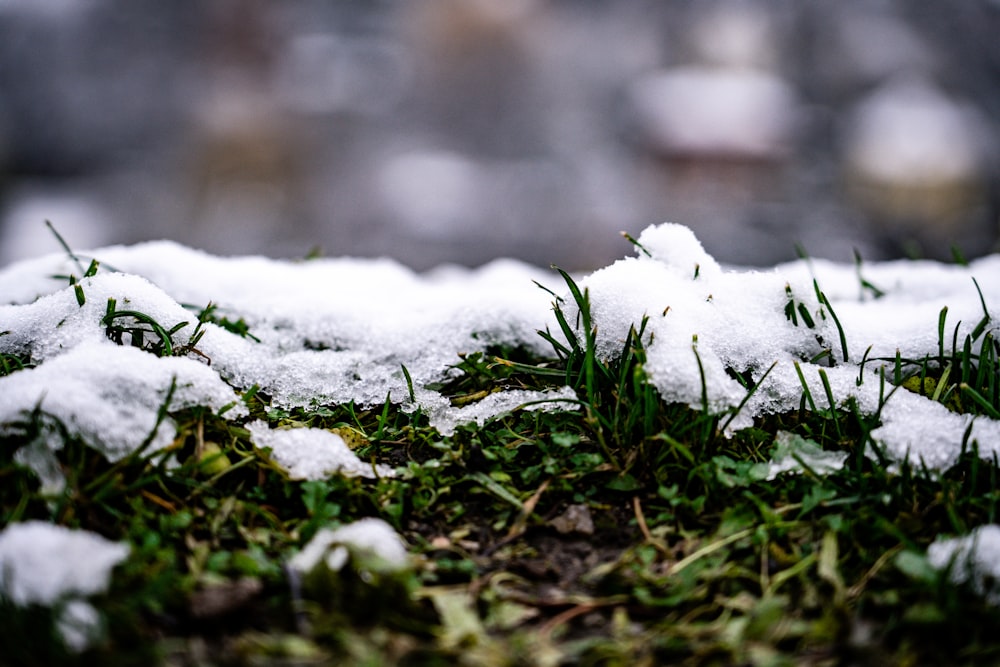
[1,222,1000,664]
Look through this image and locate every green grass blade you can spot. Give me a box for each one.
[960,384,1000,419]
[794,361,817,413]
[815,282,849,362]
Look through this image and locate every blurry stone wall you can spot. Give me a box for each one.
[0,0,998,270]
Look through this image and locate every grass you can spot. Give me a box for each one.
[2,252,1000,666]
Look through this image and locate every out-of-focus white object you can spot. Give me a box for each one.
[377,150,480,238]
[688,4,779,70]
[288,518,409,575]
[629,66,799,160]
[928,525,1000,605]
[845,77,987,188]
[0,521,129,606]
[0,521,130,651]
[0,187,112,268]
[843,76,992,235]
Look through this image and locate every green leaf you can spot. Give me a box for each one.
[605,473,642,492]
[802,485,837,515]
[894,550,939,584]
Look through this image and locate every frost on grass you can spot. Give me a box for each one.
[1,222,999,475]
[246,420,394,480]
[928,525,1000,606]
[0,521,130,651]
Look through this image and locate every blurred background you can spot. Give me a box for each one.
[0,0,998,270]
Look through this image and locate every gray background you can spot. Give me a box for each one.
[0,0,998,270]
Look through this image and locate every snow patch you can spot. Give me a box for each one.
[0,521,130,652]
[1,222,999,478]
[246,420,394,480]
[288,517,409,575]
[0,520,130,606]
[569,222,1000,467]
[429,386,581,437]
[0,341,245,491]
[928,525,1000,605]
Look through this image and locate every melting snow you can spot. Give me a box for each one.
[246,420,395,480]
[430,386,581,436]
[1,340,245,493]
[564,224,1000,470]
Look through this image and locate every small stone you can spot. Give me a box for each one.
[549,504,594,536]
[190,577,263,619]
[430,535,451,549]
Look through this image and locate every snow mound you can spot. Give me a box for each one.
[247,420,394,480]
[568,223,1000,470]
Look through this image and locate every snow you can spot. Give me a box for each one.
[247,420,395,480]
[928,525,1000,606]
[0,521,129,605]
[1,341,244,493]
[0,243,562,483]
[430,386,580,436]
[2,220,1000,622]
[288,517,409,575]
[0,521,129,651]
[56,598,104,653]
[2,222,998,478]
[0,241,557,417]
[564,224,1000,470]
[0,271,248,491]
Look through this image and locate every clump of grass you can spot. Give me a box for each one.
[102,298,196,358]
[883,278,998,419]
[185,301,261,343]
[0,345,33,377]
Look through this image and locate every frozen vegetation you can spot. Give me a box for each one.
[2,223,997,475]
[1,221,1000,656]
